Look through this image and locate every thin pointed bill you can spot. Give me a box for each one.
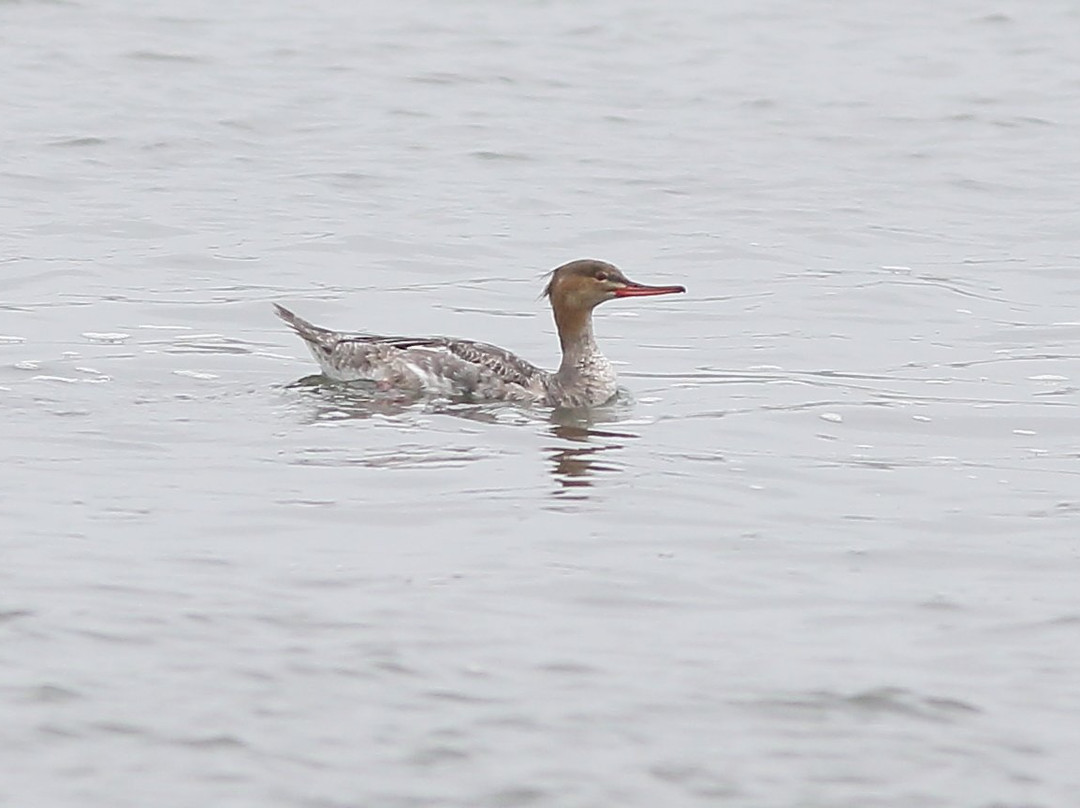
[613,280,686,297]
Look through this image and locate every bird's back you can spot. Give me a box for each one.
[274,304,549,401]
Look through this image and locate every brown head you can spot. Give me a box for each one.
[542,259,685,348]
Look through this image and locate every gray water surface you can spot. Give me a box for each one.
[3,1,1080,806]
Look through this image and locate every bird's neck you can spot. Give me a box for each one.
[553,306,604,378]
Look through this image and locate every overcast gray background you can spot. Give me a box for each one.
[3,1,1080,806]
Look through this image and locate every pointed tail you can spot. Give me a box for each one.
[273,304,334,344]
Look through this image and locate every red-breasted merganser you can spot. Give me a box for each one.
[275,258,685,408]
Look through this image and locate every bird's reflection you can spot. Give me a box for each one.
[545,403,638,496]
[281,375,639,495]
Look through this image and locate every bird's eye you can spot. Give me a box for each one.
[595,272,609,281]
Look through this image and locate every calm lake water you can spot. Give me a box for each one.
[3,0,1080,806]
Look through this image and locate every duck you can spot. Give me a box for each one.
[275,258,685,408]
